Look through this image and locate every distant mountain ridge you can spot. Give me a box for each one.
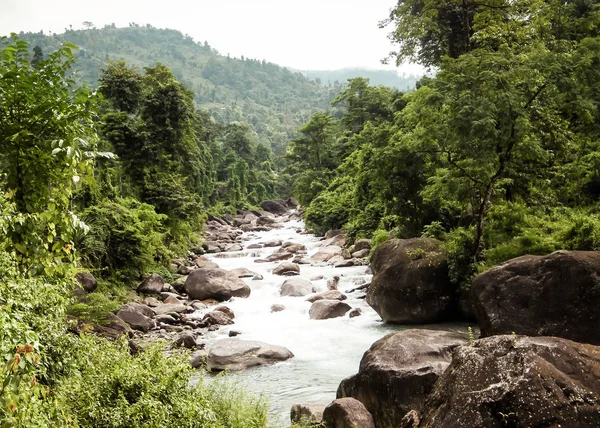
[300,68,421,90]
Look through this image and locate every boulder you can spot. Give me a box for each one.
[252,274,264,281]
[185,268,251,301]
[323,398,375,428]
[349,308,362,318]
[271,304,286,313]
[177,264,195,275]
[225,243,243,252]
[202,311,234,326]
[207,339,294,371]
[174,332,197,349]
[261,200,288,215]
[231,267,256,278]
[337,329,467,428]
[312,246,343,262]
[309,300,352,320]
[152,303,188,316]
[171,276,187,293]
[116,306,154,332]
[264,251,293,262]
[418,335,600,428]
[123,303,155,318]
[75,272,98,293]
[263,240,283,247]
[472,250,600,345]
[247,243,263,249]
[280,278,316,297]
[190,349,208,368]
[195,257,219,269]
[137,273,164,295]
[334,258,364,268]
[156,314,178,325]
[367,238,456,324]
[306,290,347,303]
[280,242,306,254]
[290,404,326,425]
[320,231,348,248]
[273,263,300,276]
[351,249,370,259]
[163,296,181,305]
[353,239,372,252]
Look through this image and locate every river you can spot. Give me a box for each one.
[194,215,468,425]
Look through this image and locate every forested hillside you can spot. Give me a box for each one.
[17,25,339,159]
[288,0,600,287]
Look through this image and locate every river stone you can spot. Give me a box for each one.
[271,304,286,312]
[152,303,188,316]
[263,240,283,247]
[280,278,316,297]
[367,238,457,324]
[116,306,154,332]
[155,314,178,325]
[349,308,362,318]
[280,242,307,254]
[247,243,263,249]
[323,398,375,428]
[261,200,288,215]
[190,349,208,368]
[472,250,600,345]
[207,338,294,371]
[171,276,187,293]
[202,311,234,326]
[195,256,219,269]
[309,300,352,320]
[163,295,181,305]
[352,248,370,259]
[185,268,251,301]
[231,267,256,278]
[177,264,195,275]
[75,272,98,293]
[418,335,600,428]
[306,290,347,303]
[312,245,343,262]
[225,243,243,252]
[174,331,197,349]
[290,404,326,425]
[137,273,164,295]
[265,251,294,262]
[337,329,467,428]
[353,239,372,252]
[273,263,300,276]
[252,274,264,281]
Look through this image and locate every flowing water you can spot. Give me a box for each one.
[193,217,469,425]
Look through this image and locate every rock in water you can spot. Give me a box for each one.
[323,398,375,428]
[309,300,351,320]
[273,263,300,276]
[472,250,600,345]
[306,290,347,303]
[184,268,251,301]
[280,278,316,297]
[207,339,294,371]
[367,238,457,324]
[137,273,164,295]
[418,335,600,428]
[337,329,467,428]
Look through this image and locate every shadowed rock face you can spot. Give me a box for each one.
[323,398,375,428]
[418,335,600,428]
[472,250,600,345]
[367,238,457,324]
[184,268,251,301]
[207,338,293,371]
[337,329,467,428]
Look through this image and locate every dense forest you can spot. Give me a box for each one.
[1,0,599,426]
[17,25,341,162]
[300,68,421,91]
[289,0,600,287]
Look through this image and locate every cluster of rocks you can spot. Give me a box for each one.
[310,230,372,268]
[292,238,600,427]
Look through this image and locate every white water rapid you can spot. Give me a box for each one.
[192,216,465,425]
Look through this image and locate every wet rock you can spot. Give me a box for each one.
[306,290,347,303]
[207,338,294,371]
[280,242,307,254]
[185,268,251,301]
[337,329,467,428]
[155,314,178,325]
[252,274,264,281]
[261,200,288,215]
[418,335,600,428]
[290,404,326,425]
[273,263,300,276]
[323,398,375,428]
[292,256,312,264]
[229,330,241,337]
[195,257,219,269]
[225,243,243,252]
[309,300,352,320]
[75,272,98,293]
[263,240,283,247]
[191,301,207,310]
[177,265,195,275]
[327,276,340,290]
[264,251,294,262]
[163,296,181,305]
[271,304,286,313]
[137,273,164,295]
[367,238,456,324]
[231,267,256,278]
[328,255,345,265]
[335,258,365,268]
[348,308,362,318]
[247,243,263,249]
[312,245,343,262]
[472,250,600,345]
[280,278,316,297]
[202,311,234,326]
[215,306,235,319]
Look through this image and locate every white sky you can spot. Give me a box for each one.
[0,0,423,74]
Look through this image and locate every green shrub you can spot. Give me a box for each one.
[443,226,477,290]
[67,292,122,325]
[369,229,392,257]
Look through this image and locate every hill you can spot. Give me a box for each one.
[16,25,342,158]
[300,68,421,90]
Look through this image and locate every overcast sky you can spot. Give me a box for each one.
[0,0,422,74]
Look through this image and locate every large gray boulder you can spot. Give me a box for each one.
[323,398,375,428]
[207,339,294,371]
[309,300,352,320]
[280,278,316,297]
[472,250,600,345]
[367,238,457,324]
[261,200,288,215]
[184,268,251,301]
[418,335,600,428]
[137,273,164,295]
[312,245,343,262]
[337,329,467,428]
